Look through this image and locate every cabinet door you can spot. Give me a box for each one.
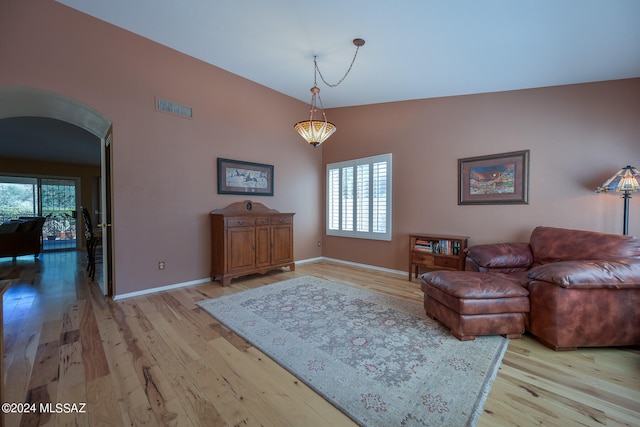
[255,225,271,267]
[271,224,293,264]
[227,227,255,272]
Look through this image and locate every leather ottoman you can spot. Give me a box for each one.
[420,271,530,341]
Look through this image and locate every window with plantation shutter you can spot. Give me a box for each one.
[326,153,392,240]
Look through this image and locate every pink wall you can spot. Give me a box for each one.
[323,79,640,271]
[1,1,323,295]
[2,1,639,291]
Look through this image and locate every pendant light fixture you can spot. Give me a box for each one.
[294,38,365,147]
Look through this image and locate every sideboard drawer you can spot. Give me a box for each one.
[271,216,292,225]
[255,217,270,226]
[226,217,255,228]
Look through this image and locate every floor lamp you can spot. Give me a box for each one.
[596,165,640,235]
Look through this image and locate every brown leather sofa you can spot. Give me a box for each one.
[0,217,45,260]
[465,226,640,350]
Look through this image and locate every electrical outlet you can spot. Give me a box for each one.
[317,240,321,247]
[158,261,165,270]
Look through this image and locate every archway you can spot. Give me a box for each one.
[0,86,114,295]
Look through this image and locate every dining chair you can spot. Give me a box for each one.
[81,206,101,280]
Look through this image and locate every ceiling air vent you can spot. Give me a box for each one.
[155,97,192,118]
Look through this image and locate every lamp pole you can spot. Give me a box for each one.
[622,190,631,235]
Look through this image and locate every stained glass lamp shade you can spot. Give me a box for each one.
[596,165,640,235]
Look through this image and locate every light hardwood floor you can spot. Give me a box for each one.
[1,251,639,426]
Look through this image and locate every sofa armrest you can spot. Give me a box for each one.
[465,242,533,272]
[527,258,640,289]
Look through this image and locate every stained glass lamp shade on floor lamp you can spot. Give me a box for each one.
[596,165,640,235]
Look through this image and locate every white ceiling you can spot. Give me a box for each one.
[55,0,640,108]
[0,117,100,165]
[2,1,639,167]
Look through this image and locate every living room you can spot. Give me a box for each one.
[1,1,639,426]
[2,1,638,298]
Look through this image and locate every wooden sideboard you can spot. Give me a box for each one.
[210,201,295,286]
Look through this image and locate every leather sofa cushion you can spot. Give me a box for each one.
[0,222,20,233]
[492,271,531,289]
[465,242,533,269]
[16,220,39,232]
[528,259,640,289]
[530,226,640,264]
[422,271,528,299]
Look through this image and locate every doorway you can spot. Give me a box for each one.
[0,86,114,296]
[0,176,79,252]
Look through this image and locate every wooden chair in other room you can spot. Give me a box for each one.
[81,206,102,280]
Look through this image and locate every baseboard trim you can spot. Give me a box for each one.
[113,277,211,300]
[294,256,324,265]
[319,257,407,277]
[113,257,407,300]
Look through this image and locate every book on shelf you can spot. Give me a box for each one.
[413,241,433,252]
[413,238,463,255]
[452,240,461,255]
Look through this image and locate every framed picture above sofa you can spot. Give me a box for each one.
[217,158,274,196]
[458,150,529,205]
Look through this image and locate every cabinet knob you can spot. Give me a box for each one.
[252,245,256,250]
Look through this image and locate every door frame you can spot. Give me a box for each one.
[100,127,114,295]
[0,86,115,295]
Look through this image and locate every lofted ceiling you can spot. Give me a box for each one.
[55,0,640,108]
[2,1,639,167]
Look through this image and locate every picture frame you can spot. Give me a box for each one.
[458,150,529,205]
[217,158,274,196]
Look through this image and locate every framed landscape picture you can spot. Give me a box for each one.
[458,150,529,205]
[217,158,274,196]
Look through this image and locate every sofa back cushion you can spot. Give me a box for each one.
[0,222,21,234]
[465,242,533,271]
[530,226,640,264]
[528,259,640,289]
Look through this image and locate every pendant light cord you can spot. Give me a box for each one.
[314,43,363,88]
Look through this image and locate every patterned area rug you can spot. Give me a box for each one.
[197,275,508,427]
